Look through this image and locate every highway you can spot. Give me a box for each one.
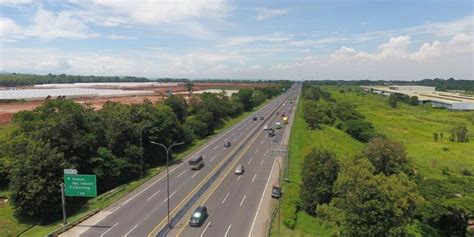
[170,84,300,237]
[65,84,299,237]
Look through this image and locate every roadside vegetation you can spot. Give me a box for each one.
[0,82,289,236]
[274,83,473,236]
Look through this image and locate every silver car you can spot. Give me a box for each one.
[234,164,244,175]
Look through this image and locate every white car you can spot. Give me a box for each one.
[263,125,268,130]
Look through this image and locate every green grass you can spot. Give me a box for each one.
[1,99,273,237]
[328,87,474,179]
[272,97,364,237]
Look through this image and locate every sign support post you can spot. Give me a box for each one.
[61,183,67,225]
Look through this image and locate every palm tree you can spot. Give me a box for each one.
[185,81,193,98]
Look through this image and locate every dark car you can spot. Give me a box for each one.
[260,116,264,120]
[271,185,281,199]
[253,117,258,121]
[224,141,231,148]
[268,130,275,137]
[189,206,208,227]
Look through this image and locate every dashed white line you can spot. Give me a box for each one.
[254,148,259,154]
[222,192,230,204]
[210,155,217,162]
[146,190,161,202]
[240,194,247,206]
[225,224,232,237]
[192,171,200,178]
[177,170,186,178]
[124,224,138,237]
[248,158,253,165]
[260,159,264,166]
[163,191,176,203]
[200,221,212,237]
[252,174,257,183]
[213,145,218,150]
[237,175,242,182]
[260,140,264,145]
[100,222,118,237]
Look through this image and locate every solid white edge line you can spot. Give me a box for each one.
[200,221,212,237]
[124,224,138,237]
[100,222,118,237]
[248,158,277,237]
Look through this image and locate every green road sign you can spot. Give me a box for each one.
[64,174,97,197]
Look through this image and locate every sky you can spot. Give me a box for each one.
[0,0,473,80]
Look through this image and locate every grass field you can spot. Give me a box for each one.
[272,86,473,236]
[0,99,272,237]
[328,87,474,179]
[272,96,364,237]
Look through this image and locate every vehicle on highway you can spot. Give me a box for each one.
[189,156,204,170]
[268,129,275,137]
[253,116,258,121]
[271,184,281,199]
[281,112,286,117]
[224,141,231,148]
[234,164,244,175]
[260,116,264,120]
[189,205,208,227]
[263,124,268,130]
[275,122,282,129]
[283,116,288,124]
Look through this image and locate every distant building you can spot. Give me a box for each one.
[360,85,474,111]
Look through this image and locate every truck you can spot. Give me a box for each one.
[283,116,288,124]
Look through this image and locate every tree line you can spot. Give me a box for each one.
[0,85,286,222]
[302,86,378,142]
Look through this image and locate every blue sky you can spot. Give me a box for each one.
[0,0,472,80]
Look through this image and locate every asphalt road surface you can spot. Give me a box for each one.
[71,85,299,237]
[170,84,300,237]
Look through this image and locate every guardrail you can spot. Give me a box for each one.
[44,209,100,237]
[157,93,291,237]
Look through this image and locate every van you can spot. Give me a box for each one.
[189,156,204,170]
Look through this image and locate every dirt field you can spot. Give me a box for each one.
[0,82,275,124]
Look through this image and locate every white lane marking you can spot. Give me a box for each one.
[124,224,138,237]
[109,205,121,212]
[248,158,253,165]
[192,171,200,178]
[177,170,186,178]
[260,159,264,166]
[100,222,118,237]
[252,174,257,183]
[213,145,218,150]
[163,191,176,203]
[240,194,247,206]
[200,221,212,237]
[225,224,232,237]
[146,190,161,202]
[222,192,230,204]
[260,140,264,145]
[248,158,277,237]
[210,155,217,162]
[237,175,242,182]
[254,148,259,154]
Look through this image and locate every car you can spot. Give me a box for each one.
[271,184,281,199]
[253,117,257,121]
[260,116,264,120]
[275,122,282,129]
[189,206,208,227]
[224,141,231,148]
[268,130,275,137]
[235,164,244,175]
[263,124,268,130]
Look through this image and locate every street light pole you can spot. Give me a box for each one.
[151,141,184,229]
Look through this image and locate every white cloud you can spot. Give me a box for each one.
[105,34,136,40]
[0,0,33,5]
[256,8,288,21]
[0,17,23,41]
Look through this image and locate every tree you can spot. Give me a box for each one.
[300,149,340,215]
[163,95,188,122]
[185,81,193,98]
[449,125,469,142]
[334,102,363,122]
[388,93,398,108]
[235,89,254,111]
[363,137,409,175]
[9,140,66,221]
[345,119,376,142]
[409,96,419,106]
[334,158,421,236]
[303,100,335,129]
